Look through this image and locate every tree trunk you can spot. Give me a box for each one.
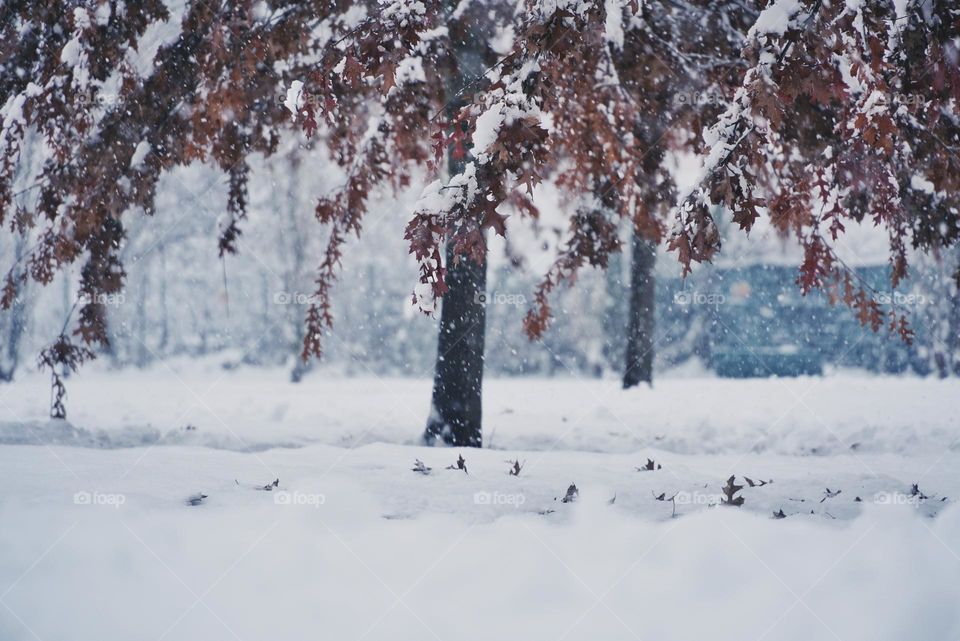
[0,231,30,382]
[602,248,627,375]
[423,175,488,447]
[949,295,960,377]
[283,153,312,383]
[422,6,488,447]
[623,232,656,388]
[158,245,169,352]
[423,244,487,447]
[135,269,149,367]
[943,250,960,377]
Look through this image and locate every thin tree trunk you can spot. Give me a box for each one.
[623,232,656,388]
[945,250,960,377]
[602,248,627,375]
[283,153,311,383]
[158,245,169,352]
[0,231,30,382]
[1,134,37,382]
[135,269,149,367]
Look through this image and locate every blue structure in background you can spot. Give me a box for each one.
[660,264,923,378]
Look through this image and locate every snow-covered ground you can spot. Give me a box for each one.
[1,364,959,640]
[2,359,959,456]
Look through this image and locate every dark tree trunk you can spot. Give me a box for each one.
[422,6,489,447]
[623,232,656,388]
[423,233,488,446]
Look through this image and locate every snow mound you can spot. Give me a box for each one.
[0,439,958,641]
